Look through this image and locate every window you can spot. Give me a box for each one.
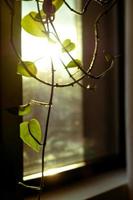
[22,0,85,179]
[0,0,125,199]
[21,0,125,183]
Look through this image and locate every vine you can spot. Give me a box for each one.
[4,0,118,199]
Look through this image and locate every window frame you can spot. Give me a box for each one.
[82,0,125,167]
[24,0,126,196]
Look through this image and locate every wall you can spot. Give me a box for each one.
[0,1,23,199]
[125,1,133,200]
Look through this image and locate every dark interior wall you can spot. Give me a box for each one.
[0,1,23,199]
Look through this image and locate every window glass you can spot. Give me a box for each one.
[22,0,85,178]
[22,0,121,180]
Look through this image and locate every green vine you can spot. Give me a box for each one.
[4,0,118,199]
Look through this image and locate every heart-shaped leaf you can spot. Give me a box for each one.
[21,11,46,37]
[62,39,76,53]
[17,61,37,77]
[67,59,82,68]
[20,119,42,152]
[18,104,31,116]
[34,10,46,21]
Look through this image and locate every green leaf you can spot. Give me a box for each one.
[21,11,46,37]
[20,119,42,152]
[34,10,46,21]
[29,119,42,141]
[52,0,64,11]
[17,61,37,77]
[62,39,76,52]
[18,104,31,116]
[67,59,82,68]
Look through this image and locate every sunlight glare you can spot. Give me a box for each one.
[23,162,85,181]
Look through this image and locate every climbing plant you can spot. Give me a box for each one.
[4,0,118,199]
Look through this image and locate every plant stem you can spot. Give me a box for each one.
[38,18,55,200]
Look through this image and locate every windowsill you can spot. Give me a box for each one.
[25,169,128,200]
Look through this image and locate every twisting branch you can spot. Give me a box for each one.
[9,7,77,88]
[63,0,92,15]
[38,59,55,199]
[18,182,41,191]
[61,0,117,79]
[53,0,117,81]
[49,19,93,80]
[38,18,55,200]
[10,11,54,87]
[8,0,91,89]
[87,0,117,77]
[89,58,114,79]
[4,0,118,198]
[94,0,114,6]
[9,0,117,90]
[49,9,114,82]
[87,15,99,73]
[60,59,88,89]
[30,99,51,107]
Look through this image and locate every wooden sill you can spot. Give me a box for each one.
[25,169,128,200]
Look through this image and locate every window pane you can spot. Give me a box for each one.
[22,1,121,180]
[22,0,85,178]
